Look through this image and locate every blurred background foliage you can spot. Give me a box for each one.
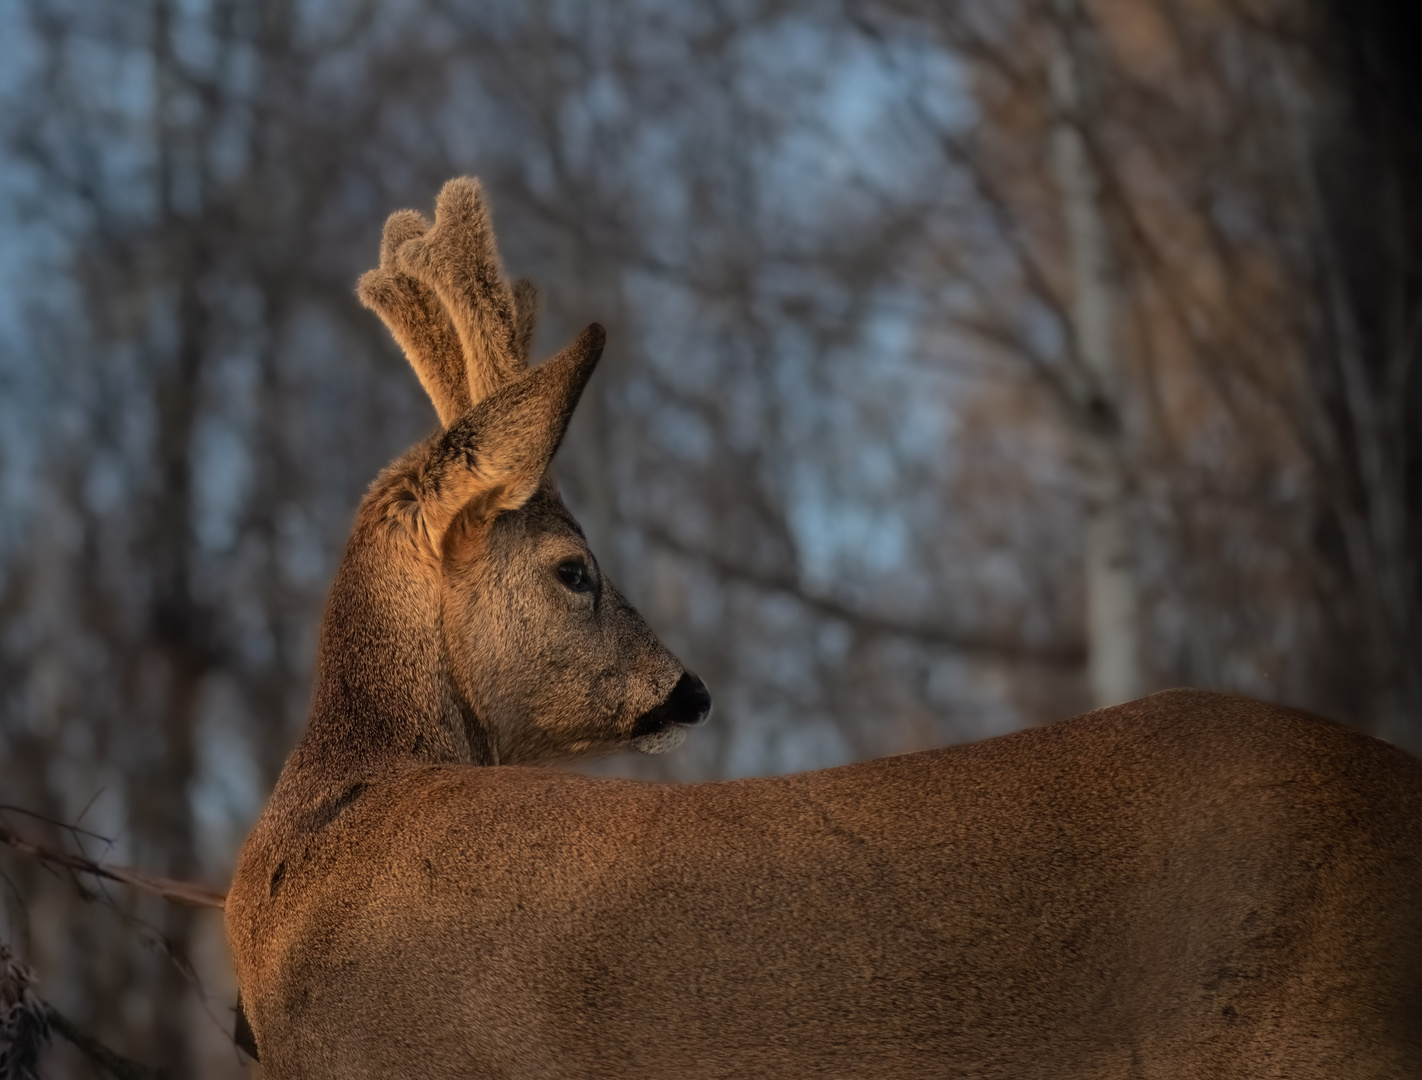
[0,0,1417,1074]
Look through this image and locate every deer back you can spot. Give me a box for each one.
[230,690,1422,1078]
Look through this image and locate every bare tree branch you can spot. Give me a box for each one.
[638,521,1084,667]
[44,1005,165,1080]
[0,819,225,911]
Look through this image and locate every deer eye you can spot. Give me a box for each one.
[557,560,593,593]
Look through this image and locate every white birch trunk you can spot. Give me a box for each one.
[1049,0,1142,706]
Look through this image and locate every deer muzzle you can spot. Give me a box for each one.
[630,671,712,739]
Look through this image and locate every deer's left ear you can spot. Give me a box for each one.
[416,323,604,547]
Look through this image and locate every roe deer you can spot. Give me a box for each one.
[226,179,1422,1079]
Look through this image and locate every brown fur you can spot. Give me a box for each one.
[228,180,1422,1078]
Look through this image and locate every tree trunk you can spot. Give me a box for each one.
[1048,0,1141,707]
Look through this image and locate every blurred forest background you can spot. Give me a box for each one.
[0,0,1417,1075]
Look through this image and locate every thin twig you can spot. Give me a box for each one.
[44,1004,166,1080]
[0,824,225,911]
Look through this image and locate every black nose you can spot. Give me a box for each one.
[631,671,713,738]
[671,671,712,727]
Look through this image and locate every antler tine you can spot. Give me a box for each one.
[356,209,472,428]
[393,177,526,405]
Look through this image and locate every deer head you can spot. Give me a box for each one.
[286,177,709,778]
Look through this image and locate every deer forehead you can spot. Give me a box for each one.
[442,490,592,582]
[484,492,588,555]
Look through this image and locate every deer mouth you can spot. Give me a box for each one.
[630,671,712,740]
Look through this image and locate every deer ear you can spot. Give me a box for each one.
[417,324,604,544]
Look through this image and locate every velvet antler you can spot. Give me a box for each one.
[357,178,540,425]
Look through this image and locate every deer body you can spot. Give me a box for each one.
[231,689,1422,1078]
[227,180,1422,1078]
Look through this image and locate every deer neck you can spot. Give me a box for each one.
[283,489,493,784]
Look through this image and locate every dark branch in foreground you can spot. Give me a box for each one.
[0,818,226,911]
[44,1006,165,1080]
[1,944,165,1080]
[0,815,234,1078]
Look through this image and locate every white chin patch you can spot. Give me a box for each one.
[630,726,689,755]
